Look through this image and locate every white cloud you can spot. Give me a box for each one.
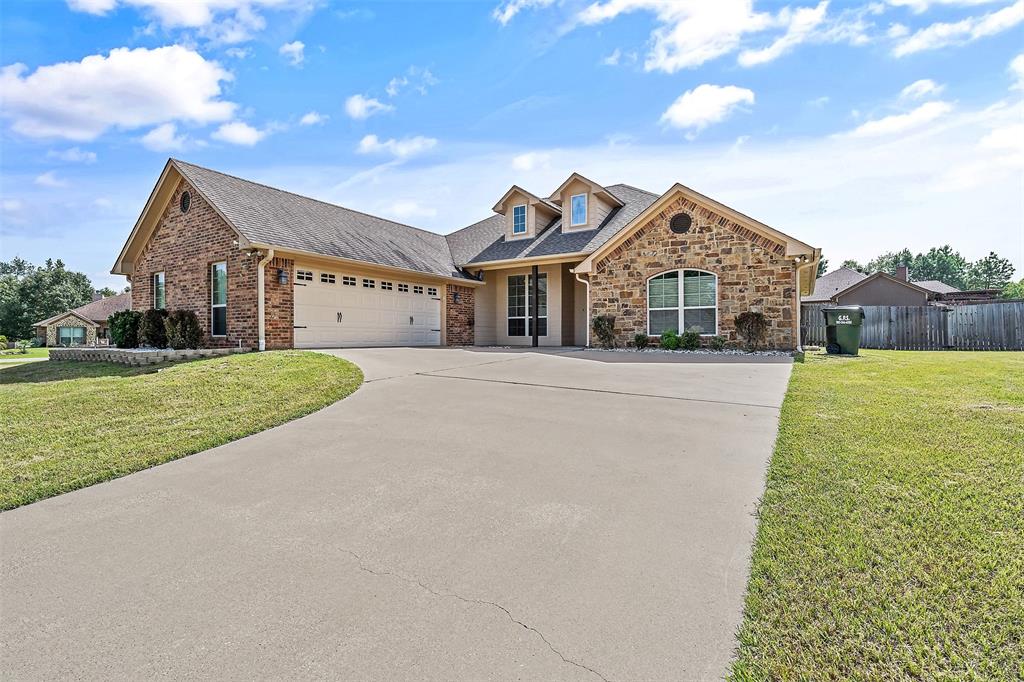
[387,200,438,219]
[225,47,251,59]
[892,0,1024,56]
[279,40,304,66]
[738,1,828,67]
[2,198,25,213]
[46,147,97,163]
[807,95,830,108]
[887,22,910,38]
[601,48,622,66]
[140,122,188,151]
[385,66,438,97]
[660,84,755,136]
[34,171,67,188]
[900,78,945,100]
[65,0,313,44]
[299,111,327,125]
[356,134,437,158]
[212,121,267,146]
[0,46,235,141]
[492,0,555,25]
[512,151,553,171]
[344,94,395,120]
[1010,53,1024,90]
[845,100,953,137]
[886,0,1005,13]
[979,123,1024,152]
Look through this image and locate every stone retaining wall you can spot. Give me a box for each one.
[49,347,250,366]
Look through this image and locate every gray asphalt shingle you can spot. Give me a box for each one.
[172,160,663,277]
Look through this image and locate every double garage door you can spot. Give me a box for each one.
[294,269,441,348]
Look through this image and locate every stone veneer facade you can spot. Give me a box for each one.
[45,315,98,347]
[588,194,798,350]
[445,285,475,345]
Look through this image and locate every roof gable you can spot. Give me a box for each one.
[113,159,468,281]
[546,173,624,207]
[34,309,97,328]
[837,271,935,299]
[804,267,868,302]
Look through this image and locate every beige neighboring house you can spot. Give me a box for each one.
[111,159,821,351]
[34,292,131,346]
[804,265,961,306]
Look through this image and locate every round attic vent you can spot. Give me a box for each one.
[669,213,692,234]
[180,191,191,214]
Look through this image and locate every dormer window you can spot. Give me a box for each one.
[512,204,527,235]
[570,193,587,226]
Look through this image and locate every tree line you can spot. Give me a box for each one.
[817,245,1020,298]
[0,257,124,341]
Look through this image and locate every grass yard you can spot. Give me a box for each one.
[0,347,49,360]
[730,350,1023,680]
[0,351,362,510]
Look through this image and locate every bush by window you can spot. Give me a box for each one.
[680,329,701,350]
[633,333,650,350]
[592,314,616,348]
[108,310,141,348]
[659,330,679,350]
[735,311,768,351]
[164,310,202,349]
[139,308,168,348]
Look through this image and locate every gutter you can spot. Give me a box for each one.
[257,248,274,351]
[572,270,591,348]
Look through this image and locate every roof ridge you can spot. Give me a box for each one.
[171,158,447,243]
[607,182,659,198]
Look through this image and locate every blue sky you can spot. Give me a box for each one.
[1,0,1022,289]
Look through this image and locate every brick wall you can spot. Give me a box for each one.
[445,285,475,345]
[263,256,294,350]
[589,194,798,350]
[132,180,259,348]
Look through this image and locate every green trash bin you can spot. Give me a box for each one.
[822,306,864,355]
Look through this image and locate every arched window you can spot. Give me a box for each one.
[647,270,717,336]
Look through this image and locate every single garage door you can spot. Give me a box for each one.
[293,268,441,348]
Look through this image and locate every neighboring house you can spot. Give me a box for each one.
[111,159,821,351]
[33,292,131,346]
[804,265,962,306]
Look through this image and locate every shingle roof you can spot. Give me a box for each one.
[804,267,868,302]
[73,292,132,322]
[913,279,960,294]
[33,292,131,327]
[447,184,660,266]
[173,160,465,279]
[170,160,662,275]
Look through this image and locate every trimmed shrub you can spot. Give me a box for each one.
[592,314,617,349]
[108,310,142,348]
[139,308,168,348]
[164,310,202,349]
[0,335,7,347]
[659,330,679,350]
[680,329,701,350]
[633,332,650,350]
[735,311,768,351]
[708,335,727,351]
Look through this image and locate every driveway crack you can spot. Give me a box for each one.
[337,547,612,682]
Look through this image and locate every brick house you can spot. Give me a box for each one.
[33,292,131,346]
[112,160,820,351]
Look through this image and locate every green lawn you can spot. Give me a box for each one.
[0,351,362,510]
[0,347,49,360]
[730,350,1023,680]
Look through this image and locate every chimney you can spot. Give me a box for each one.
[895,265,908,282]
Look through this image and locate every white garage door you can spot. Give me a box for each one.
[294,269,441,348]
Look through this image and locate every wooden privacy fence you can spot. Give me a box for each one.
[801,302,1024,351]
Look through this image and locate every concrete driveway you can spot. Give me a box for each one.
[0,347,791,681]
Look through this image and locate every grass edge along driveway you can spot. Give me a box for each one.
[1,351,363,511]
[730,350,1023,680]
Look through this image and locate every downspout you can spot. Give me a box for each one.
[257,248,274,351]
[573,270,590,348]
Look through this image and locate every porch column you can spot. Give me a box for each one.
[531,264,539,348]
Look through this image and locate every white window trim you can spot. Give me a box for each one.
[211,261,227,337]
[646,269,718,337]
[569,193,588,227]
[152,271,165,310]
[507,273,548,337]
[511,204,528,236]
